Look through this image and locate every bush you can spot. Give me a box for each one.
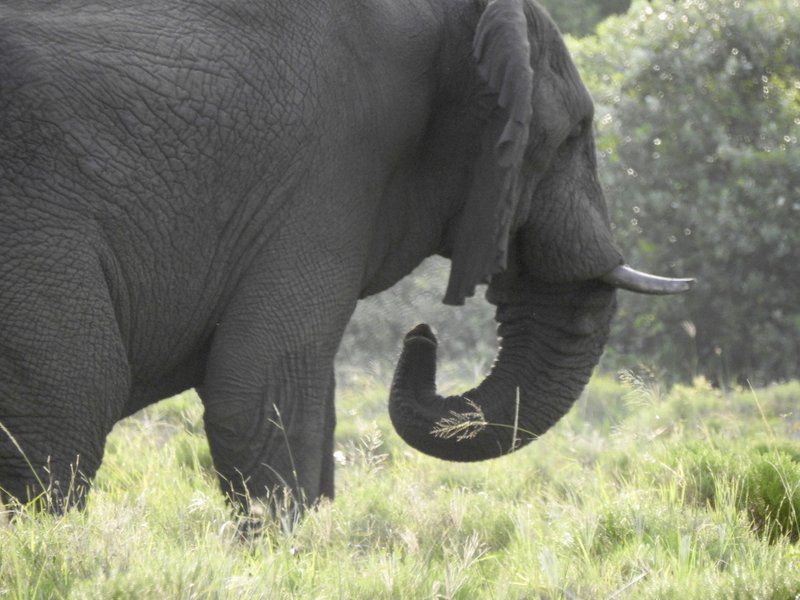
[743,446,800,541]
[641,438,800,541]
[538,0,631,37]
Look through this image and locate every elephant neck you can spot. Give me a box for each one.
[359,172,451,298]
[357,0,491,299]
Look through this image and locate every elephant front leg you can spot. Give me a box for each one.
[201,348,338,515]
[198,254,356,516]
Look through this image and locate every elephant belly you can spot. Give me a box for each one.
[124,344,210,417]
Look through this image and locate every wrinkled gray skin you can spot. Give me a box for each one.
[0,0,629,512]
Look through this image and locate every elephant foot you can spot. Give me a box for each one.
[232,489,306,539]
[0,457,93,515]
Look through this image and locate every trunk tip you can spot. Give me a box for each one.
[405,323,438,345]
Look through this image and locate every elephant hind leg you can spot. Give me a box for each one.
[0,242,130,512]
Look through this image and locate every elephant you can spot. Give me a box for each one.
[0,0,691,513]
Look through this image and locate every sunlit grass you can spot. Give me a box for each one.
[2,375,800,598]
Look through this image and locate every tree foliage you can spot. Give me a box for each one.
[538,0,631,37]
[572,0,800,383]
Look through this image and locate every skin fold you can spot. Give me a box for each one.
[1,0,642,513]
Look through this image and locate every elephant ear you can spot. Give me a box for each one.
[443,0,534,306]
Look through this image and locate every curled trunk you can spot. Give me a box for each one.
[389,282,616,461]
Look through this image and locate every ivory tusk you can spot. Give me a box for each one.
[601,264,695,295]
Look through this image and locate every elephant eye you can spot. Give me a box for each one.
[567,120,587,141]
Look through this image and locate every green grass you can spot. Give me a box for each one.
[2,374,800,598]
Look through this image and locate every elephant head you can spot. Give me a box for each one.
[388,0,692,460]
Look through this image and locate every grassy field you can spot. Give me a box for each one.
[2,371,800,599]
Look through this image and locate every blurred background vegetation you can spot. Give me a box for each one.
[340,0,799,387]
